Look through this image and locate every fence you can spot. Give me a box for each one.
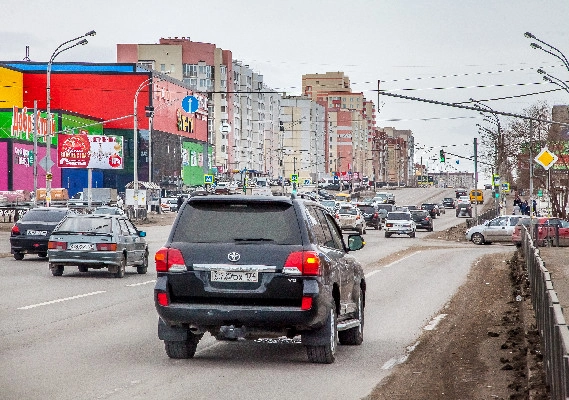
[465,207,499,228]
[521,226,569,399]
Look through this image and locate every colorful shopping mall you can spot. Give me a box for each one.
[0,61,211,197]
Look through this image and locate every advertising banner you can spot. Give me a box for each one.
[58,133,123,169]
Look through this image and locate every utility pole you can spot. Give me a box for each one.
[474,137,478,220]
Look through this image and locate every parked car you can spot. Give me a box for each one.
[160,198,177,212]
[511,216,536,247]
[466,215,525,245]
[334,192,352,203]
[335,203,366,234]
[373,192,389,204]
[533,217,569,246]
[47,214,148,277]
[355,203,382,230]
[420,203,439,218]
[153,195,366,363]
[10,207,74,260]
[442,197,455,209]
[411,210,433,231]
[384,211,416,238]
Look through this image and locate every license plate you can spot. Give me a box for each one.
[69,243,95,251]
[26,230,47,236]
[211,270,258,282]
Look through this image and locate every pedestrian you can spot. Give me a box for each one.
[521,200,529,215]
[177,195,183,212]
[513,204,520,215]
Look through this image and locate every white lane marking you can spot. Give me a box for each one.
[18,291,106,310]
[424,313,447,331]
[126,280,156,287]
[365,251,421,279]
[381,341,420,370]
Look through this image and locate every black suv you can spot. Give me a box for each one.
[10,207,73,260]
[355,203,381,230]
[442,197,455,209]
[154,195,366,364]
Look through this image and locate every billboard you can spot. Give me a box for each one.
[58,133,123,169]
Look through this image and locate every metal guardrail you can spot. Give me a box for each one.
[521,226,569,399]
[0,206,29,223]
[465,207,499,228]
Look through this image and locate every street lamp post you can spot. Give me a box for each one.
[537,68,569,94]
[525,32,569,72]
[45,30,95,206]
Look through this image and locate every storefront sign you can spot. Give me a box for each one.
[176,109,194,133]
[10,106,54,141]
[58,134,123,169]
[14,146,33,167]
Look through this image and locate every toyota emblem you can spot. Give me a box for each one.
[227,252,240,262]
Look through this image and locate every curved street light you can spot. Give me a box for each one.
[45,30,96,206]
[537,68,569,94]
[525,32,569,71]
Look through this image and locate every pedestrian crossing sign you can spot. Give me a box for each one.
[291,174,299,183]
[204,174,214,184]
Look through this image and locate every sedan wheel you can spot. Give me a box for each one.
[115,256,126,278]
[471,232,485,245]
[137,250,149,274]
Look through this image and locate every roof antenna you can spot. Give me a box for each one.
[23,46,30,62]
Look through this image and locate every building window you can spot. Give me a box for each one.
[160,64,166,72]
[183,64,197,77]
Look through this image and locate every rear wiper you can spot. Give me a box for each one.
[53,231,80,235]
[83,232,111,236]
[234,238,275,242]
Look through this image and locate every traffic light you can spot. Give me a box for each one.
[145,106,154,118]
[439,150,446,163]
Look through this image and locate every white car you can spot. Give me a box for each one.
[384,211,416,238]
[334,204,366,234]
[457,196,470,205]
[465,215,525,245]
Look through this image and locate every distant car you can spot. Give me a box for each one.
[456,196,471,206]
[320,199,337,212]
[442,198,455,209]
[373,192,389,204]
[335,204,366,234]
[511,216,535,247]
[484,184,493,190]
[466,215,525,245]
[411,210,433,231]
[92,206,124,215]
[355,203,382,230]
[403,205,418,211]
[456,203,472,218]
[384,211,416,238]
[455,189,468,198]
[10,207,74,261]
[161,198,177,212]
[420,203,439,218]
[48,214,148,277]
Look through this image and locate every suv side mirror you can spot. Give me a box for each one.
[347,234,365,251]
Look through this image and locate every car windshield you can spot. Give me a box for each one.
[20,209,68,222]
[173,201,302,245]
[57,216,113,233]
[376,205,392,212]
[387,212,411,220]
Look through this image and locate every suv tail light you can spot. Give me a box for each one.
[48,241,67,250]
[155,247,186,272]
[373,212,379,218]
[283,251,320,276]
[11,225,20,235]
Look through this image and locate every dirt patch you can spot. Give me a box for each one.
[365,250,549,400]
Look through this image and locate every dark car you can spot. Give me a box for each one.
[420,203,439,218]
[10,207,73,260]
[154,195,366,364]
[442,197,455,209]
[355,203,382,230]
[456,203,472,218]
[411,210,434,231]
[455,189,468,198]
[48,214,148,277]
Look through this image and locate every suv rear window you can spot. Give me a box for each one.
[20,209,68,222]
[357,205,375,214]
[173,201,302,245]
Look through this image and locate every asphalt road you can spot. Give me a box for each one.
[0,189,502,400]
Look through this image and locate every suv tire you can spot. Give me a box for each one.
[305,307,337,364]
[78,266,88,273]
[13,252,24,261]
[339,287,364,345]
[164,333,202,359]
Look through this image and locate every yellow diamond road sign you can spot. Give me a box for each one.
[534,147,558,170]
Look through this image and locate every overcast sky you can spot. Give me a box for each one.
[3,0,569,179]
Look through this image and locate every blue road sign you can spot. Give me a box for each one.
[182,96,199,113]
[204,174,214,184]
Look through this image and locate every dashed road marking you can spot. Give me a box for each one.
[365,251,421,279]
[126,280,156,287]
[18,291,107,310]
